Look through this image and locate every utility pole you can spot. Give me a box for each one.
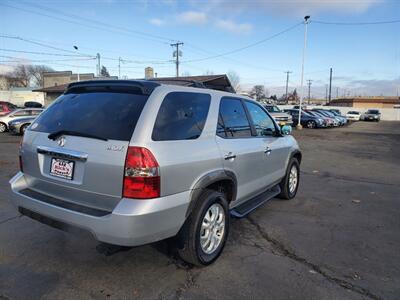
[96,53,101,77]
[118,57,122,79]
[171,42,184,77]
[328,67,333,103]
[336,87,339,98]
[298,15,310,130]
[325,84,328,104]
[73,45,80,81]
[284,71,292,104]
[307,79,312,104]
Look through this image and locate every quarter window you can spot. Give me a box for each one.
[152,92,211,141]
[245,101,277,137]
[217,98,252,138]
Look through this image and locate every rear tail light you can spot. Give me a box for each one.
[18,139,23,172]
[123,146,160,199]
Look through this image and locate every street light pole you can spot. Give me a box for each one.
[73,45,80,81]
[297,15,310,130]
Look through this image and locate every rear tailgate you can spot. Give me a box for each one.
[21,84,152,212]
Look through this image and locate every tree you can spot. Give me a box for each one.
[100,66,110,77]
[227,70,240,92]
[250,85,267,101]
[27,65,54,87]
[8,64,54,87]
[11,65,30,87]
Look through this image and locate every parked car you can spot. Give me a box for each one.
[0,108,43,133]
[327,110,348,125]
[10,80,302,266]
[346,111,361,121]
[305,110,331,127]
[264,105,293,126]
[312,109,341,126]
[361,109,381,122]
[284,108,325,128]
[24,101,43,108]
[0,101,18,116]
[8,117,35,135]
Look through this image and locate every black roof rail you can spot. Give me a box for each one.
[148,78,206,89]
[66,80,160,95]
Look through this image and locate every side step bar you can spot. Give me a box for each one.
[230,185,281,218]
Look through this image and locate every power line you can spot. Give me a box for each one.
[182,22,303,63]
[0,34,93,57]
[0,48,89,57]
[312,19,400,25]
[22,0,177,43]
[1,2,174,45]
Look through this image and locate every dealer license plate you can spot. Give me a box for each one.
[50,158,75,180]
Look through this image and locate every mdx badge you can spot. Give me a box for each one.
[107,145,125,152]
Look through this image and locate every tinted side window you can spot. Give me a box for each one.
[152,92,211,141]
[245,101,276,137]
[217,98,252,138]
[0,105,3,112]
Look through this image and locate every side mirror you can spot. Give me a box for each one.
[281,125,292,135]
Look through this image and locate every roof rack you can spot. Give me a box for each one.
[148,78,206,89]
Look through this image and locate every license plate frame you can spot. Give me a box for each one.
[49,158,75,180]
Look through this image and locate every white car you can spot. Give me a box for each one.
[0,108,43,133]
[346,111,361,121]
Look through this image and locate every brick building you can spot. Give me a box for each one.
[329,97,400,108]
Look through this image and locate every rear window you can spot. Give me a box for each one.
[30,89,149,141]
[152,92,211,141]
[367,110,379,114]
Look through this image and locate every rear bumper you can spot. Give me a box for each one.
[9,172,190,246]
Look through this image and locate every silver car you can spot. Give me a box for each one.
[0,108,43,133]
[9,80,301,266]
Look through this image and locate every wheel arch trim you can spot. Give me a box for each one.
[186,169,237,218]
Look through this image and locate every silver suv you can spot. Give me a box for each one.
[9,80,301,266]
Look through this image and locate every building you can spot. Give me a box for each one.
[0,87,45,106]
[35,71,117,105]
[144,67,154,79]
[329,96,400,108]
[35,74,235,106]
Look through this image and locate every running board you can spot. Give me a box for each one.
[230,185,281,218]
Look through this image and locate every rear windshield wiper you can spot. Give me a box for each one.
[48,130,108,141]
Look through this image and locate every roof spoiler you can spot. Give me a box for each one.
[66,80,160,95]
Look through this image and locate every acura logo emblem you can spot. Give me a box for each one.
[56,136,66,147]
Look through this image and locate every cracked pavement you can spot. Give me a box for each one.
[0,121,399,299]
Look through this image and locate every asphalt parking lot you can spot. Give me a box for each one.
[0,121,399,300]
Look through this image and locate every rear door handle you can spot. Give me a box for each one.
[264,147,272,155]
[224,152,236,160]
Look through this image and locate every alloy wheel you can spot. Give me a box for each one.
[200,203,225,255]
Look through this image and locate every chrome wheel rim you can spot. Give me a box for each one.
[288,165,298,194]
[200,203,225,255]
[307,121,314,128]
[0,123,5,132]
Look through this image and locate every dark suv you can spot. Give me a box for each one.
[284,109,325,129]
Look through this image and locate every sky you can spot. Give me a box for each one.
[0,0,399,97]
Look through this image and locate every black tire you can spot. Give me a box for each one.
[177,189,229,266]
[0,122,7,133]
[278,158,300,200]
[306,121,316,129]
[20,124,29,135]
